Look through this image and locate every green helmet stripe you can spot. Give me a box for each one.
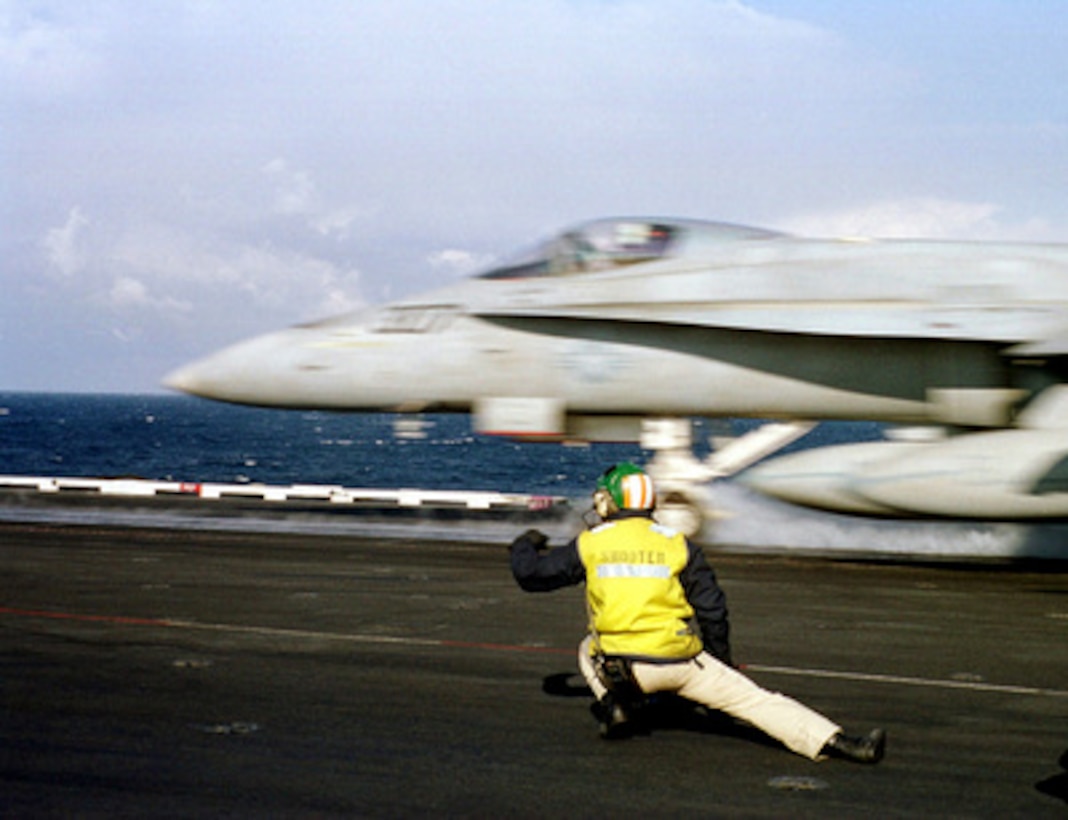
[597,461,651,510]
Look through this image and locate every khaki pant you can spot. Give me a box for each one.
[578,636,840,760]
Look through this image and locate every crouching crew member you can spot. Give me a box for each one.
[509,461,885,764]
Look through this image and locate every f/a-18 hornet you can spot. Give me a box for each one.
[166,217,1068,533]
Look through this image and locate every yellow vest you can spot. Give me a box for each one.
[577,517,702,660]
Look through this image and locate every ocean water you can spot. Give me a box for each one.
[0,392,885,499]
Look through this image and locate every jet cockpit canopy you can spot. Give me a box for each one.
[477,217,783,279]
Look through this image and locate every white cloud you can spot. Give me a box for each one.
[310,207,370,241]
[427,248,495,278]
[0,2,105,99]
[106,275,192,313]
[32,211,365,335]
[779,199,1062,242]
[316,286,364,318]
[263,158,316,216]
[43,207,90,276]
[108,275,149,306]
[260,159,372,240]
[107,223,365,318]
[211,243,364,315]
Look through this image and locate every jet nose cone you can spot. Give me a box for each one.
[161,328,327,407]
[161,335,275,402]
[162,358,227,399]
[162,362,206,396]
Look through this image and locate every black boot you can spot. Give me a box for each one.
[823,728,886,764]
[590,693,631,740]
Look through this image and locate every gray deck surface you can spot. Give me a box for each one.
[2,521,1066,817]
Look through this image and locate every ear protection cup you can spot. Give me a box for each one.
[593,488,617,519]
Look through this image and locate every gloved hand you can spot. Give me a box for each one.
[511,529,549,552]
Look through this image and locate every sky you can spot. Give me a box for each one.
[4,0,1068,393]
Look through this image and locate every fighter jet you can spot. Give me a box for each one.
[165,217,1068,530]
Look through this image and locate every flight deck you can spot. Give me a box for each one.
[2,519,1066,816]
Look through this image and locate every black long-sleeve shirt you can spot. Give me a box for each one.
[509,518,732,665]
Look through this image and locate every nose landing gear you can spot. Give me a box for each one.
[641,418,815,538]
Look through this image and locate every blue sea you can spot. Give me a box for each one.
[0,392,885,499]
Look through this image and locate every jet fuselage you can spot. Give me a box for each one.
[165,218,1068,522]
